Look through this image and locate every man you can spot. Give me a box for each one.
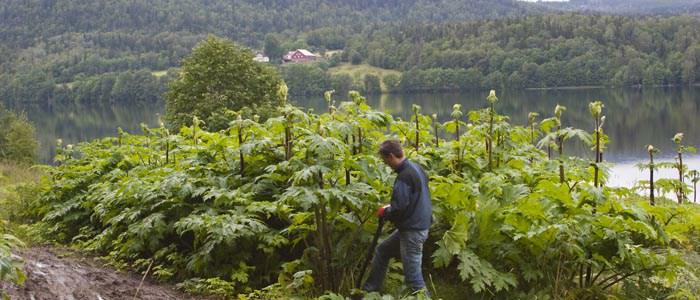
[363,140,432,296]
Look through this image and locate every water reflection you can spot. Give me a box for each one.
[296,87,700,162]
[3,87,699,166]
[2,101,163,163]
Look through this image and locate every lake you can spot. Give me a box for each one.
[3,87,699,198]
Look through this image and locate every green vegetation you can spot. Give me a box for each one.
[0,107,42,295]
[8,88,697,299]
[0,230,24,298]
[0,162,41,297]
[0,0,537,104]
[165,36,282,131]
[348,14,700,91]
[0,104,38,164]
[328,64,402,93]
[3,1,700,102]
[539,0,700,14]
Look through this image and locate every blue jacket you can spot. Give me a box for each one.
[384,159,432,231]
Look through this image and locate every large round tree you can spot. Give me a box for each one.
[166,36,282,131]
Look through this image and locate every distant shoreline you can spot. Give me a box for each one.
[525,85,606,91]
[526,83,700,91]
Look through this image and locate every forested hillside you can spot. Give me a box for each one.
[536,0,700,15]
[0,0,538,104]
[2,1,700,102]
[287,14,700,95]
[352,14,700,90]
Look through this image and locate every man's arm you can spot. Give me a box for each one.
[383,179,412,221]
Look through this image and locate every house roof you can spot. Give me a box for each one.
[297,49,318,57]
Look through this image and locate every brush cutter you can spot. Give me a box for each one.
[356,216,385,288]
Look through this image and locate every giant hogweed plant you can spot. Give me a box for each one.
[27,90,695,298]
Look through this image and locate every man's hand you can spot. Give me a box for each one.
[376,204,391,217]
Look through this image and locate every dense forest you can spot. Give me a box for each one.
[0,0,537,104]
[1,1,700,102]
[538,0,700,15]
[354,14,700,90]
[289,14,700,95]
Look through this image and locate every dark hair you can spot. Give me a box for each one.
[379,140,404,158]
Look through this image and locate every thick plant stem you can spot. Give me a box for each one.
[284,125,292,160]
[488,103,494,170]
[650,151,655,206]
[164,131,170,164]
[594,118,600,188]
[455,122,460,141]
[455,121,461,164]
[313,206,330,291]
[678,151,685,204]
[238,125,245,175]
[558,122,565,183]
[193,125,197,145]
[357,128,363,154]
[415,112,420,152]
[434,120,439,147]
[317,171,336,291]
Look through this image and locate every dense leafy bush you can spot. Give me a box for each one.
[0,104,38,164]
[165,36,282,131]
[28,91,700,298]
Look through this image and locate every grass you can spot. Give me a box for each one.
[151,70,168,77]
[0,162,40,195]
[0,162,42,235]
[328,63,401,93]
[323,50,343,58]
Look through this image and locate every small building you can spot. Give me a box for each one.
[283,49,319,63]
[253,53,270,63]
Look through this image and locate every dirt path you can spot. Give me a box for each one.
[1,247,211,300]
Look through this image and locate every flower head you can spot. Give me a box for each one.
[324,90,334,104]
[589,101,603,118]
[451,104,463,119]
[528,112,539,125]
[412,104,421,115]
[554,104,566,119]
[673,133,684,145]
[487,90,498,105]
[278,83,289,105]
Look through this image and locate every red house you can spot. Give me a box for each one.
[283,49,319,63]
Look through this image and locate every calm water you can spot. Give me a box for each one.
[3,87,699,194]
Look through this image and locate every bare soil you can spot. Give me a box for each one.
[1,247,211,300]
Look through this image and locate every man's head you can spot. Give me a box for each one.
[379,140,405,170]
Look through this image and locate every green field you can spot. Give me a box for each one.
[151,70,169,77]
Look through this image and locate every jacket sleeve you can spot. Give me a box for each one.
[384,179,412,221]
